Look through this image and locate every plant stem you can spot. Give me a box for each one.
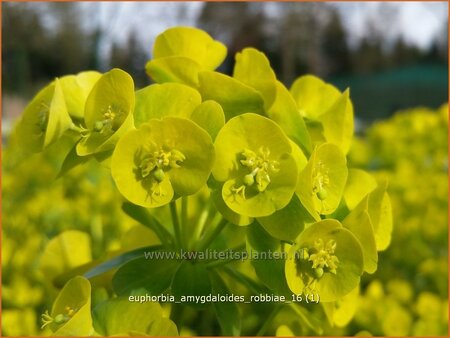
[196,218,228,252]
[170,201,183,249]
[256,304,282,336]
[193,199,211,242]
[181,196,188,248]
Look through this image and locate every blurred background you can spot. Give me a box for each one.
[1,2,448,336]
[2,1,448,133]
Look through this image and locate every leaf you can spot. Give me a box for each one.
[171,262,212,309]
[39,230,92,284]
[153,26,226,70]
[210,271,241,336]
[76,68,135,156]
[318,89,354,154]
[296,143,348,217]
[112,256,180,296]
[51,276,94,335]
[198,71,265,120]
[290,75,341,120]
[190,100,225,140]
[83,245,164,280]
[59,71,102,120]
[247,222,292,297]
[267,81,312,154]
[93,297,168,335]
[146,56,201,87]
[134,83,201,127]
[233,47,277,109]
[257,194,309,241]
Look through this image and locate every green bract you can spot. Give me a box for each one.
[15,79,72,154]
[198,71,265,120]
[59,71,102,120]
[213,113,298,218]
[111,117,215,207]
[297,143,348,218]
[233,47,277,109]
[146,26,227,86]
[134,82,201,127]
[44,276,93,335]
[285,220,364,302]
[76,68,135,156]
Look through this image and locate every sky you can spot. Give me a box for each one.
[42,1,448,62]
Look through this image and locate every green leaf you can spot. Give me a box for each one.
[111,117,215,207]
[39,230,92,284]
[210,271,241,336]
[153,26,226,70]
[16,79,72,154]
[367,181,393,251]
[198,71,265,120]
[93,297,175,336]
[171,262,212,309]
[343,169,377,210]
[285,220,363,302]
[83,245,164,280]
[112,256,180,296]
[257,194,309,241]
[190,100,225,140]
[343,198,378,274]
[60,71,102,120]
[146,56,201,87]
[247,222,292,297]
[290,75,341,120]
[233,47,277,109]
[50,276,93,335]
[318,89,354,154]
[76,68,135,156]
[267,81,312,154]
[296,143,348,217]
[134,83,201,127]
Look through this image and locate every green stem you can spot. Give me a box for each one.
[196,218,228,252]
[256,304,282,336]
[170,201,183,249]
[69,123,87,134]
[181,196,188,248]
[193,199,211,242]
